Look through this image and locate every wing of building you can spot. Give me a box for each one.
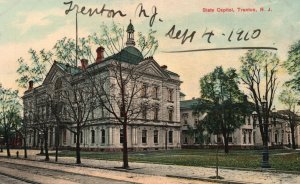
[22,21,182,151]
[180,98,300,149]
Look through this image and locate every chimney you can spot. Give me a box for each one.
[65,63,70,73]
[161,65,168,70]
[96,46,105,63]
[81,59,88,70]
[28,80,33,90]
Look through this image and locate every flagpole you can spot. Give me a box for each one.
[75,12,78,67]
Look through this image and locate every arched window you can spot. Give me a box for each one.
[80,131,83,144]
[168,130,173,143]
[91,130,95,144]
[142,130,147,144]
[153,130,158,144]
[243,130,247,144]
[101,129,105,144]
[120,128,124,144]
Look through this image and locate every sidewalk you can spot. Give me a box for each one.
[1,149,300,184]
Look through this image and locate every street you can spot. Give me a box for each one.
[0,157,209,184]
[0,159,131,184]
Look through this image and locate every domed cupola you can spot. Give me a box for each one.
[126,20,135,47]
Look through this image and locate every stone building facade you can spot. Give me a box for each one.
[180,98,300,148]
[22,22,182,151]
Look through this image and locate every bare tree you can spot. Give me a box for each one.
[44,93,63,162]
[0,86,21,157]
[29,97,53,161]
[240,49,279,146]
[19,116,29,158]
[87,60,151,169]
[56,71,96,164]
[278,87,300,149]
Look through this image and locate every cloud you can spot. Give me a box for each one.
[14,8,63,35]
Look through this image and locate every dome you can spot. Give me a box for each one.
[109,46,143,65]
[126,20,134,33]
[123,46,143,59]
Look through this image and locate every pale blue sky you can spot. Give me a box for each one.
[0,0,300,108]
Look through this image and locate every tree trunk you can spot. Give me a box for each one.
[263,124,268,147]
[5,135,10,157]
[291,125,296,149]
[76,126,81,164]
[122,123,129,169]
[223,134,229,154]
[44,129,49,161]
[33,129,36,148]
[55,126,60,162]
[40,136,44,154]
[259,123,268,148]
[23,136,27,159]
[6,143,10,157]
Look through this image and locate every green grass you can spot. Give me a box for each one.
[51,149,300,172]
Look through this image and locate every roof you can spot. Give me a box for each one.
[180,92,186,97]
[106,46,144,64]
[180,99,199,109]
[180,98,212,110]
[56,62,81,75]
[165,69,179,77]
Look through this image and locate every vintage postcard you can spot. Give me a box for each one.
[0,0,299,183]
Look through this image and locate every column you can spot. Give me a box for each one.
[108,127,113,145]
[131,127,137,145]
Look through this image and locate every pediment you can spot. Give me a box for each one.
[42,63,66,85]
[138,59,169,79]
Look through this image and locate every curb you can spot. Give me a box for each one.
[166,175,261,184]
[0,170,41,184]
[0,156,145,174]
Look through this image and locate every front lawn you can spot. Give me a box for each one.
[51,149,300,171]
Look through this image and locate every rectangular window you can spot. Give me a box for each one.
[120,129,124,144]
[168,109,173,121]
[249,131,252,144]
[152,86,159,99]
[168,131,173,143]
[91,130,95,144]
[141,83,147,98]
[142,130,147,144]
[142,106,147,119]
[154,130,158,144]
[63,129,67,144]
[154,107,159,121]
[243,131,247,144]
[73,133,76,143]
[101,129,105,144]
[184,137,188,144]
[183,113,188,124]
[184,119,187,124]
[228,136,233,143]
